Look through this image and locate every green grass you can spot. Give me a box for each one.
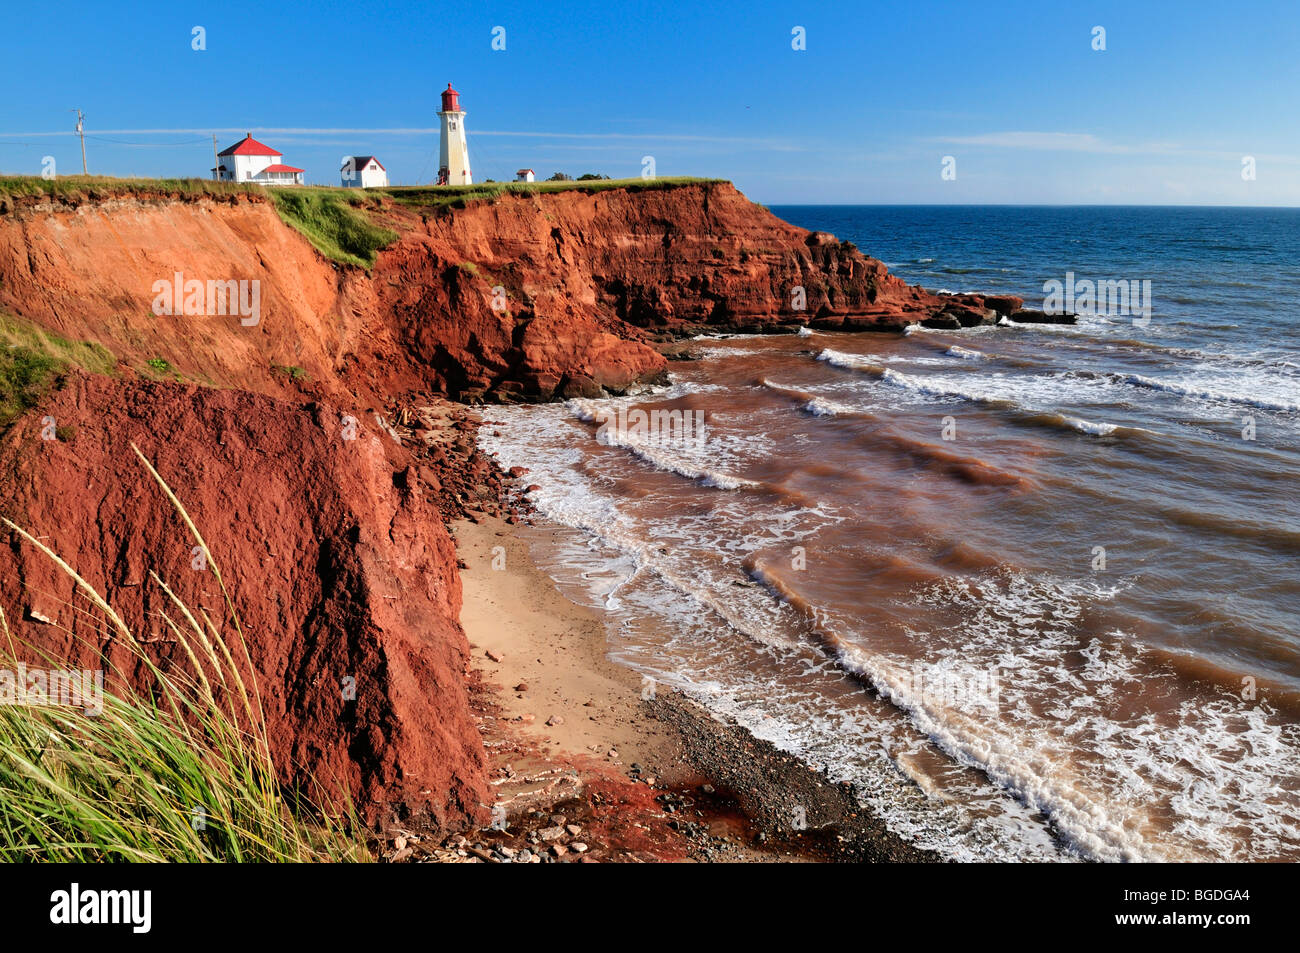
[0,445,367,862]
[382,176,727,210]
[271,364,309,382]
[0,175,261,203]
[267,189,397,269]
[0,313,116,431]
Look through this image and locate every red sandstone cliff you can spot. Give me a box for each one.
[0,180,1019,832]
[0,376,487,828]
[0,183,1019,404]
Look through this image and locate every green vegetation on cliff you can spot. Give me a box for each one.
[268,188,398,269]
[0,175,260,204]
[0,313,116,431]
[383,175,727,210]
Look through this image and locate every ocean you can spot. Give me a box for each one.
[478,206,1300,862]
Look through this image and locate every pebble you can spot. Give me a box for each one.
[538,826,565,842]
[565,824,581,836]
[570,842,588,853]
[546,714,563,726]
[486,649,503,662]
[514,682,528,692]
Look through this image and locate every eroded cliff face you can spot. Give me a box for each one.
[0,180,1017,832]
[0,182,1019,404]
[0,376,487,828]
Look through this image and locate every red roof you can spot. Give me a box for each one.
[218,134,282,157]
[261,164,304,174]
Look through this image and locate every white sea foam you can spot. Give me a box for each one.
[1124,373,1300,413]
[1060,414,1119,436]
[946,345,985,360]
[816,347,885,373]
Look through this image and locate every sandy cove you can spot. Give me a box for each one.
[409,510,936,864]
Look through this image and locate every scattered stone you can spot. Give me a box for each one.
[514,682,528,692]
[546,714,563,726]
[565,824,581,836]
[538,826,565,842]
[486,649,503,662]
[551,844,568,858]
[570,842,588,853]
[393,835,407,851]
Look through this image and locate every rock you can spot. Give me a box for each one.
[520,713,536,724]
[1008,308,1077,325]
[545,714,563,726]
[390,847,413,863]
[551,844,568,857]
[486,649,503,662]
[565,824,581,836]
[514,682,528,692]
[538,826,565,842]
[570,842,588,853]
[507,466,528,478]
[393,835,407,851]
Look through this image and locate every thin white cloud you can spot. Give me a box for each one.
[933,131,1126,152]
[930,131,1300,165]
[0,127,798,149]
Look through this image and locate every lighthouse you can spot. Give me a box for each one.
[437,83,472,186]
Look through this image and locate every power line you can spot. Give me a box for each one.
[86,135,210,146]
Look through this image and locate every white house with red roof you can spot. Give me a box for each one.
[212,134,304,185]
[340,155,388,189]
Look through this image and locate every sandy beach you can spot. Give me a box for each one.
[437,511,935,863]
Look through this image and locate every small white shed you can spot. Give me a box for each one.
[341,156,389,188]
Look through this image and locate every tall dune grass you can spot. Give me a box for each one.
[0,444,367,862]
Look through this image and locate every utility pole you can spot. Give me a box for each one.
[72,109,87,174]
[212,133,219,181]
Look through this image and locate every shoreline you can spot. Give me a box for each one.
[432,512,936,863]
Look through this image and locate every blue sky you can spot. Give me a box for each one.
[4,0,1297,204]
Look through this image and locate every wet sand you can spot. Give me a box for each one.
[442,513,935,863]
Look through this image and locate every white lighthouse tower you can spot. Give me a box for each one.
[437,83,472,186]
